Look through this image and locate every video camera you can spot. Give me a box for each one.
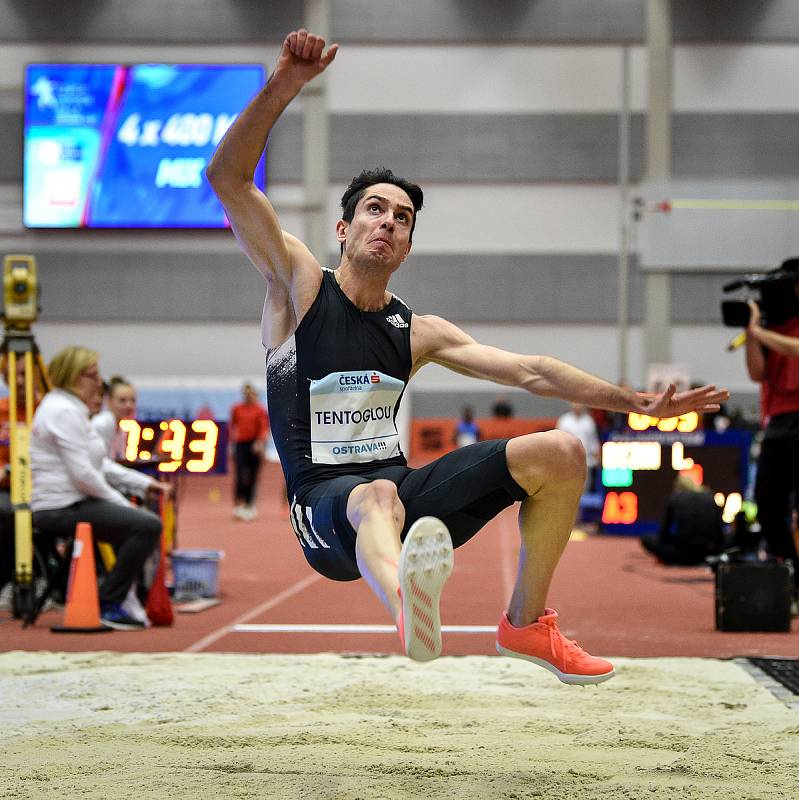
[721,257,799,328]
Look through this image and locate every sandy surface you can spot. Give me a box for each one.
[0,653,797,800]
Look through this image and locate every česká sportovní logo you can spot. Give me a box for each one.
[309,370,405,464]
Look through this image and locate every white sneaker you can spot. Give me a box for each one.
[0,582,12,611]
[397,517,454,662]
[120,585,151,627]
[232,506,246,520]
[243,506,258,521]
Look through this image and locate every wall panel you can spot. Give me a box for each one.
[6,1,799,44]
[7,252,759,327]
[5,110,799,185]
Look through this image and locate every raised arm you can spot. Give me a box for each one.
[411,314,728,417]
[206,31,338,340]
[746,299,799,365]
[744,306,767,382]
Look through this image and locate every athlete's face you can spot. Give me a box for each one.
[337,183,414,267]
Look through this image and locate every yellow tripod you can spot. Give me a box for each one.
[2,255,51,623]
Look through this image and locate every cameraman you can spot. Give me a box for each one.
[747,299,799,360]
[745,285,799,603]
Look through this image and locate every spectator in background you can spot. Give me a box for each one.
[229,382,269,521]
[453,406,480,448]
[93,375,133,458]
[92,375,172,500]
[556,403,600,493]
[706,402,732,433]
[641,474,724,565]
[30,346,162,630]
[491,395,514,419]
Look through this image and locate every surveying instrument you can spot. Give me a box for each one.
[1,254,51,623]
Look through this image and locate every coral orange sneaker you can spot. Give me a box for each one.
[496,609,615,685]
[397,517,453,662]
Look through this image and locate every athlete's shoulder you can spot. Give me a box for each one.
[389,291,413,314]
[411,313,472,356]
[411,312,464,337]
[309,266,344,307]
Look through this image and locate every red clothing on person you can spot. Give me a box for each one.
[229,401,269,443]
[761,317,799,422]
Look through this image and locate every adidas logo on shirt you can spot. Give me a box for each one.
[386,313,409,329]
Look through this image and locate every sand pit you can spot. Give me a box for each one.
[0,652,797,799]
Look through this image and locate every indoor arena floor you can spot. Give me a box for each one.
[1,463,797,799]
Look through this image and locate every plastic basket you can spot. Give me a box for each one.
[170,549,224,600]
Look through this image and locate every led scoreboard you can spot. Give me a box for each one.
[24,63,265,228]
[600,412,752,535]
[119,419,227,474]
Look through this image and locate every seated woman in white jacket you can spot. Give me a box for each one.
[30,347,162,630]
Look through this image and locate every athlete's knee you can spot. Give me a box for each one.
[507,430,586,494]
[550,431,587,480]
[347,479,405,529]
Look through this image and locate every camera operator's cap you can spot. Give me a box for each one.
[780,257,799,275]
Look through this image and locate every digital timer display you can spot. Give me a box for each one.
[627,411,699,433]
[119,419,226,474]
[599,415,751,535]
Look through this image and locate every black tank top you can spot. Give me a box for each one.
[266,269,413,501]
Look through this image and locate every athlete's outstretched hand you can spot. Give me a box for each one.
[275,29,338,90]
[634,383,729,418]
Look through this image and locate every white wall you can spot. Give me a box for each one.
[3,39,797,402]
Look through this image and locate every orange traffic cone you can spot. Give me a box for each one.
[51,521,110,633]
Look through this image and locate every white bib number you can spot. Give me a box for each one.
[309,370,404,464]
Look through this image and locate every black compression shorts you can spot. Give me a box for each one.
[288,439,527,582]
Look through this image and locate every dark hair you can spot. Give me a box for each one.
[339,167,424,255]
[107,374,131,398]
